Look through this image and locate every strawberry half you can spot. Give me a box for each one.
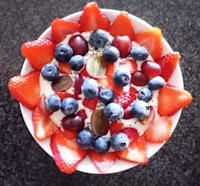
[89,151,117,173]
[21,38,55,71]
[8,71,40,110]
[82,97,99,110]
[108,11,136,40]
[79,2,110,32]
[110,121,124,135]
[158,84,192,116]
[51,18,80,44]
[144,116,172,143]
[33,105,58,141]
[58,62,71,74]
[134,27,162,60]
[155,52,181,82]
[50,130,88,174]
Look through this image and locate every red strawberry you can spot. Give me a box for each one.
[114,87,137,109]
[79,2,110,32]
[89,151,117,173]
[51,18,80,44]
[55,92,81,101]
[82,97,99,110]
[110,121,124,135]
[119,59,137,73]
[144,116,172,143]
[117,135,148,164]
[77,109,88,120]
[21,38,55,71]
[121,128,139,142]
[50,130,88,174]
[38,94,52,116]
[108,11,136,40]
[134,27,162,60]
[8,71,40,110]
[58,62,71,74]
[33,105,58,141]
[158,84,192,116]
[155,52,181,82]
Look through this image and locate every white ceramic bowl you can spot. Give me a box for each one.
[20,9,183,174]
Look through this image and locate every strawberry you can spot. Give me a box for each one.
[158,84,192,116]
[117,135,148,164]
[121,128,139,142]
[8,71,40,110]
[38,94,52,116]
[110,121,124,135]
[55,92,81,101]
[114,87,137,109]
[51,18,80,44]
[33,105,58,141]
[155,52,181,82]
[144,116,172,143]
[74,73,84,96]
[108,11,136,40]
[134,27,162,60]
[76,109,88,120]
[58,62,71,74]
[82,97,99,110]
[21,38,55,71]
[119,59,137,74]
[50,130,88,174]
[79,2,110,32]
[89,151,117,173]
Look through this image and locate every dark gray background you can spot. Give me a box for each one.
[1,0,200,185]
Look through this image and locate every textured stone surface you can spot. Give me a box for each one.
[1,0,199,185]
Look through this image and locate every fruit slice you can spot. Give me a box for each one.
[139,106,155,125]
[108,11,135,40]
[134,27,162,60]
[89,151,117,173]
[21,38,55,71]
[50,130,88,174]
[33,105,58,141]
[82,97,99,110]
[155,52,181,82]
[144,116,172,143]
[117,136,148,164]
[79,2,110,32]
[58,62,71,74]
[51,18,80,44]
[8,71,40,110]
[158,84,192,116]
[119,59,137,73]
[121,128,139,142]
[110,121,124,135]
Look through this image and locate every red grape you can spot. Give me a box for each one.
[131,70,149,86]
[141,60,161,78]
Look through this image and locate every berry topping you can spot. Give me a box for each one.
[131,100,150,119]
[69,55,84,71]
[139,106,155,125]
[54,44,73,62]
[141,60,161,78]
[74,73,84,96]
[113,69,131,87]
[45,94,61,112]
[103,103,124,122]
[89,29,108,48]
[137,87,152,102]
[102,46,120,63]
[94,136,110,153]
[110,132,129,151]
[119,59,137,73]
[130,46,149,61]
[82,78,99,99]
[41,63,59,81]
[110,121,124,135]
[123,105,135,119]
[148,76,166,90]
[121,128,139,141]
[99,88,114,104]
[131,70,149,86]
[61,97,78,115]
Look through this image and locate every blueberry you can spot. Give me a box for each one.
[94,136,110,153]
[131,100,150,119]
[82,78,98,99]
[148,76,166,90]
[102,46,120,63]
[77,129,95,150]
[113,69,131,87]
[110,132,129,151]
[69,55,84,71]
[89,29,108,48]
[45,94,61,112]
[103,103,124,122]
[130,46,149,60]
[99,88,114,104]
[61,97,78,115]
[41,63,59,81]
[54,44,73,62]
[137,87,152,102]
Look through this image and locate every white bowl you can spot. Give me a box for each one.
[20,9,183,174]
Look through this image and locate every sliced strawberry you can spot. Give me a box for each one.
[55,92,79,101]
[63,129,78,140]
[110,121,124,135]
[33,106,58,141]
[50,130,88,174]
[144,116,172,143]
[77,109,88,120]
[117,136,148,164]
[38,94,52,116]
[108,11,136,40]
[82,97,99,110]
[155,52,181,82]
[51,18,80,44]
[158,84,192,116]
[21,38,55,71]
[89,151,117,173]
[58,62,71,74]
[119,59,137,73]
[134,27,162,60]
[121,128,139,142]
[114,87,137,109]
[8,71,40,110]
[79,2,110,32]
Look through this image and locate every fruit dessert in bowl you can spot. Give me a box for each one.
[8,2,192,174]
